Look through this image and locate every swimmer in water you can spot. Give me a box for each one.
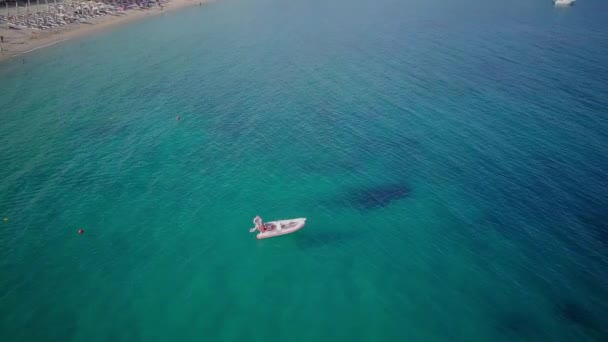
[176,115,181,121]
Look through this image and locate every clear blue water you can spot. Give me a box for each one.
[1,0,608,340]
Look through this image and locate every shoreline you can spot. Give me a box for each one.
[0,0,209,63]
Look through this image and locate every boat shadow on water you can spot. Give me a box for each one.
[295,230,360,249]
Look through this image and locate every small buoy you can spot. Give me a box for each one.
[78,229,84,235]
[176,115,181,121]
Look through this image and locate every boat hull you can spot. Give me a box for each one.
[554,0,575,6]
[257,218,306,239]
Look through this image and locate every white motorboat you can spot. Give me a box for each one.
[249,216,306,239]
[554,0,575,6]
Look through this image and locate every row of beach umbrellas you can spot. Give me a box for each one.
[0,0,161,30]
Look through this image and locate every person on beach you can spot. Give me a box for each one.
[0,36,4,43]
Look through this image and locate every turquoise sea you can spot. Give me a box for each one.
[1,0,608,340]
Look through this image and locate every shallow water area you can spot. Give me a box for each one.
[1,0,608,341]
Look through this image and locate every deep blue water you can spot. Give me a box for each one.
[1,0,608,340]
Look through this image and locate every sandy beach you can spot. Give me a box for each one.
[0,0,208,63]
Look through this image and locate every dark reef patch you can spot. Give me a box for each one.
[347,184,411,210]
[555,300,607,337]
[496,311,539,338]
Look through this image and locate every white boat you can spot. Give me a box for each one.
[554,0,575,6]
[249,216,306,239]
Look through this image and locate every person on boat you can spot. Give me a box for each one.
[254,216,265,232]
